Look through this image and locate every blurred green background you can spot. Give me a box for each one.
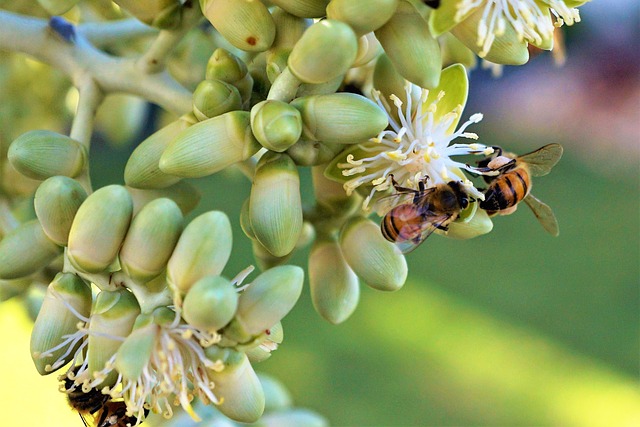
[1,1,638,426]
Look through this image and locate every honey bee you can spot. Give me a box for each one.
[476,143,563,236]
[62,369,142,427]
[379,176,471,253]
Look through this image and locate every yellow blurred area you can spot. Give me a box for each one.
[0,300,80,426]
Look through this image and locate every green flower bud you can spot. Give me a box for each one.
[1,158,40,197]
[326,0,398,36]
[290,93,388,144]
[115,318,157,381]
[193,79,242,121]
[271,7,310,49]
[37,0,80,15]
[88,289,140,386]
[113,0,183,29]
[440,32,477,70]
[309,239,359,324]
[207,350,265,423]
[340,216,407,291]
[0,278,32,302]
[205,48,249,84]
[8,130,86,180]
[34,176,87,246]
[240,197,257,241]
[286,139,344,167]
[312,166,360,216]
[288,20,358,84]
[182,275,239,331]
[245,321,283,362]
[25,282,47,322]
[167,211,232,295]
[128,181,201,216]
[266,48,291,84]
[250,152,303,257]
[124,117,191,189]
[269,0,329,18]
[201,0,275,52]
[445,207,493,239]
[236,265,303,335]
[160,111,261,178]
[258,373,292,412]
[251,100,302,152]
[251,239,292,271]
[67,185,133,274]
[352,32,383,68]
[375,0,442,88]
[0,220,62,280]
[30,272,91,375]
[296,74,345,97]
[257,409,329,427]
[119,198,184,282]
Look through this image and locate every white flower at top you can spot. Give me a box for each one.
[330,64,496,210]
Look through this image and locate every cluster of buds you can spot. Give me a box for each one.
[0,0,587,424]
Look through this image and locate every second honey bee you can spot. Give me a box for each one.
[476,143,563,236]
[62,368,142,427]
[379,176,471,253]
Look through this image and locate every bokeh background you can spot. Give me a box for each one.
[0,1,638,426]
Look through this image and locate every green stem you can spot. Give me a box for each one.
[267,67,302,102]
[78,19,157,47]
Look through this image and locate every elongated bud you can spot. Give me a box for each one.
[340,216,407,291]
[309,239,359,324]
[182,275,238,331]
[119,198,184,282]
[258,373,292,412]
[128,181,201,216]
[240,197,256,241]
[288,20,358,84]
[114,315,157,381]
[375,1,441,88]
[124,117,191,189]
[286,139,343,167]
[296,74,344,97]
[271,7,310,49]
[258,409,329,427]
[160,111,261,178]
[446,207,493,239]
[37,0,80,15]
[167,211,232,295]
[205,48,248,84]
[326,0,398,36]
[0,220,62,280]
[34,176,87,246]
[88,289,140,387]
[251,100,302,152]
[206,350,265,422]
[268,0,329,18]
[201,0,275,52]
[250,152,303,257]
[8,130,86,180]
[30,273,91,375]
[290,93,388,144]
[235,265,303,335]
[193,79,242,121]
[113,0,183,29]
[67,185,133,273]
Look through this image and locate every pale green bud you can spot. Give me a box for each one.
[445,207,493,239]
[128,181,201,216]
[205,48,249,84]
[269,0,329,18]
[256,409,329,427]
[251,100,302,152]
[296,74,344,97]
[352,32,383,67]
[375,1,441,88]
[258,373,292,412]
[34,176,87,246]
[1,158,40,197]
[440,32,477,70]
[0,278,32,302]
[193,79,242,121]
[326,0,399,36]
[182,275,239,331]
[250,152,303,257]
[207,350,265,423]
[235,73,255,107]
[288,20,358,84]
[113,0,183,29]
[340,216,407,291]
[309,239,359,324]
[30,272,91,375]
[67,185,133,274]
[0,220,62,280]
[286,139,343,167]
[240,198,257,241]
[160,111,261,178]
[236,265,303,335]
[271,7,310,49]
[245,321,283,362]
[167,211,232,295]
[124,117,191,190]
[251,239,292,271]
[25,282,47,322]
[266,48,291,84]
[37,0,80,15]
[201,0,276,52]
[119,198,184,282]
[290,93,388,144]
[8,130,86,180]
[114,316,157,381]
[88,289,140,386]
[312,166,360,216]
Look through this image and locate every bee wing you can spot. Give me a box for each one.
[395,212,453,254]
[523,194,559,236]
[518,143,563,177]
[373,187,436,216]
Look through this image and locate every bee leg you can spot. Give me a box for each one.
[389,174,419,194]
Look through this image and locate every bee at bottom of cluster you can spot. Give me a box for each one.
[62,371,143,427]
[378,175,472,253]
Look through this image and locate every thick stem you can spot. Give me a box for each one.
[78,19,157,47]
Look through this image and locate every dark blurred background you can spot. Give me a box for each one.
[1,1,638,426]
